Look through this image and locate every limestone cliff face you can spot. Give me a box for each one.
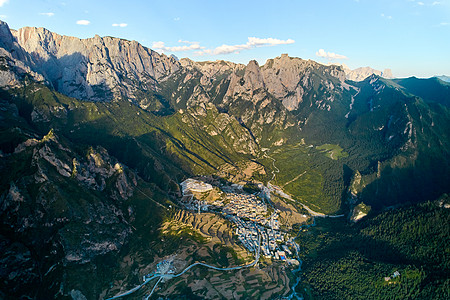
[225,60,266,104]
[2,22,180,107]
[261,54,347,111]
[261,54,310,111]
[0,21,45,87]
[180,58,244,85]
[220,54,347,112]
[0,21,349,115]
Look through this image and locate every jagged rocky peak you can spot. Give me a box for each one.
[260,54,346,111]
[180,58,244,87]
[0,20,15,49]
[0,22,45,87]
[243,60,266,90]
[261,54,310,110]
[1,22,180,105]
[225,59,267,103]
[180,58,244,74]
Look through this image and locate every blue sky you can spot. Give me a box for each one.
[0,0,449,77]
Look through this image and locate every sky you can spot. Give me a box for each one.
[0,0,449,78]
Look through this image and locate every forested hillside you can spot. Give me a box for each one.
[299,194,450,299]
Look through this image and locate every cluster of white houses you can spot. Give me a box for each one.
[223,193,269,225]
[179,178,297,261]
[230,215,288,259]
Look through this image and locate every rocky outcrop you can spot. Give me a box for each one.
[0,128,141,297]
[1,130,138,263]
[180,103,259,155]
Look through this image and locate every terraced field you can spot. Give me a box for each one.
[154,210,294,299]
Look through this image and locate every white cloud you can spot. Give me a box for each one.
[40,12,55,17]
[152,41,204,52]
[196,37,295,55]
[381,13,393,19]
[112,23,127,27]
[417,1,425,5]
[178,39,199,44]
[432,1,442,5]
[248,37,295,47]
[0,0,9,7]
[439,22,449,26]
[316,49,348,60]
[174,17,180,21]
[152,37,295,55]
[76,20,90,26]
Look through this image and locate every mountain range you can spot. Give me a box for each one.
[1,21,449,299]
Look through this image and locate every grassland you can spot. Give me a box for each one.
[316,144,349,160]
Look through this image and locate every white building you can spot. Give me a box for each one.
[180,178,213,193]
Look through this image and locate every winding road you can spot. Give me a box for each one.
[106,234,261,299]
[106,275,158,300]
[107,148,344,299]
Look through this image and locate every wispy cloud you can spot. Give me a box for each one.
[76,20,90,26]
[410,0,442,6]
[152,37,294,55]
[40,12,55,17]
[439,22,449,26]
[152,41,204,52]
[197,37,295,55]
[0,0,9,7]
[316,49,348,60]
[178,39,199,44]
[381,13,393,19]
[174,17,180,21]
[112,23,127,27]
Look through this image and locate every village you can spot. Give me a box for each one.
[180,178,299,264]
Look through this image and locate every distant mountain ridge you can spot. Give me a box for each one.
[336,64,394,81]
[436,75,450,82]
